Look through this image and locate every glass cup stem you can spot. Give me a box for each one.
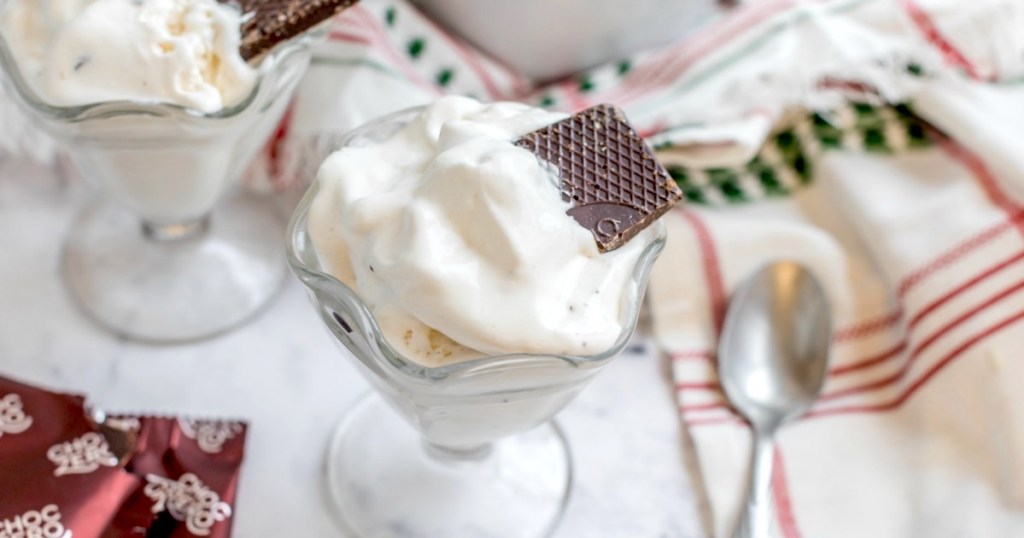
[142,215,211,243]
[423,441,494,464]
[326,395,572,537]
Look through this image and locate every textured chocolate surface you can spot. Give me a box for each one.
[516,104,682,252]
[230,0,360,61]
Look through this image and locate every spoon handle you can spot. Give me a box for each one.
[735,432,775,538]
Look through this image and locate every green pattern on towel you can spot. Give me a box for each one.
[663,102,934,206]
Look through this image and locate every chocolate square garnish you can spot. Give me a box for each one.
[515,104,683,252]
[228,0,361,61]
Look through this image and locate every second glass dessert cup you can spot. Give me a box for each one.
[0,31,314,343]
[287,109,668,537]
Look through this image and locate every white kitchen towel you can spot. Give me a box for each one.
[626,0,1024,535]
[269,0,1024,182]
[653,83,1024,538]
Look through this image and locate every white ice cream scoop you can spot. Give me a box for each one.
[2,0,257,112]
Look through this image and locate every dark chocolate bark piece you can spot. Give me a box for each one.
[516,104,683,252]
[229,0,360,61]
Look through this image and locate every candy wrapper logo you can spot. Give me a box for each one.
[0,504,71,538]
[178,419,243,454]
[144,473,232,536]
[0,393,33,439]
[47,432,118,477]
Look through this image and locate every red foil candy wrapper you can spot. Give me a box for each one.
[0,375,247,538]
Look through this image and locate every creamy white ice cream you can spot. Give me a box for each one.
[1,0,256,112]
[309,96,656,366]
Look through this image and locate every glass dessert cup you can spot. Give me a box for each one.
[0,30,314,343]
[286,108,668,537]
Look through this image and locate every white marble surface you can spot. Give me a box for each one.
[0,158,707,538]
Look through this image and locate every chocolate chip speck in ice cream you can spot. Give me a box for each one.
[309,96,679,367]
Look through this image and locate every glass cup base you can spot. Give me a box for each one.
[326,393,573,538]
[60,189,287,344]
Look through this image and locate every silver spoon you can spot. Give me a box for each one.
[717,261,833,538]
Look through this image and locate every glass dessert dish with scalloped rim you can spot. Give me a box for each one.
[286,107,667,537]
[0,22,316,343]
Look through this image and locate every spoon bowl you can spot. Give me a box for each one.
[719,261,832,426]
[717,261,832,538]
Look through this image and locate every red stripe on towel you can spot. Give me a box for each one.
[609,0,796,105]
[680,400,730,412]
[350,6,443,96]
[558,78,592,112]
[906,277,1024,369]
[684,414,743,427]
[684,271,1024,411]
[672,350,714,362]
[808,307,1024,418]
[328,30,373,46]
[941,140,1021,213]
[773,447,803,538]
[675,381,721,392]
[680,211,728,335]
[829,341,908,377]
[898,217,1017,298]
[909,250,1024,331]
[900,0,983,80]
[833,310,903,343]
